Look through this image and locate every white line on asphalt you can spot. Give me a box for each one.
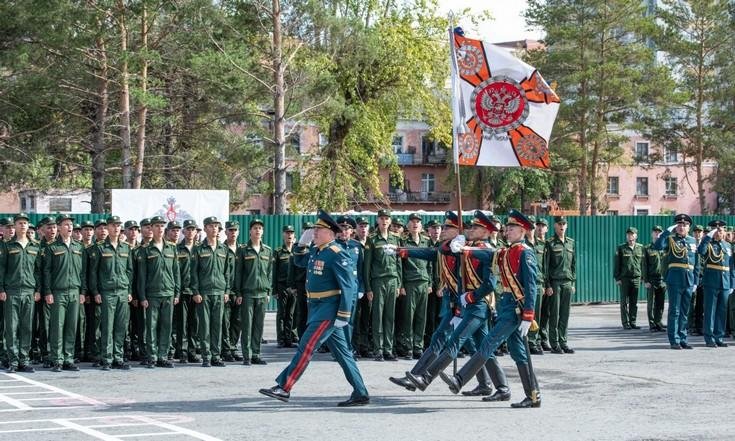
[130,415,223,441]
[53,419,125,441]
[0,405,94,413]
[3,391,59,395]
[116,432,180,437]
[3,373,107,406]
[0,392,32,410]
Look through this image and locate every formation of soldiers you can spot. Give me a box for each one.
[614,214,735,349]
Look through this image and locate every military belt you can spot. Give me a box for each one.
[669,263,693,270]
[706,264,730,272]
[307,289,341,299]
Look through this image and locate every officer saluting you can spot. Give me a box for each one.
[259,210,369,407]
[697,220,734,348]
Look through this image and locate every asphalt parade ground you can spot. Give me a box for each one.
[1,303,734,441]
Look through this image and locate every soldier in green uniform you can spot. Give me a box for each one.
[397,213,431,359]
[32,217,56,367]
[391,218,405,237]
[174,219,200,363]
[423,219,442,350]
[137,216,180,368]
[614,227,644,330]
[352,217,372,357]
[129,218,151,363]
[274,225,297,348]
[364,209,403,361]
[0,217,12,366]
[0,213,41,372]
[86,219,108,366]
[191,216,230,367]
[88,216,133,370]
[525,217,546,355]
[221,220,243,361]
[123,220,139,359]
[166,221,183,360]
[643,226,667,332]
[542,215,576,354]
[235,219,273,365]
[43,214,85,372]
[289,222,312,343]
[75,220,95,362]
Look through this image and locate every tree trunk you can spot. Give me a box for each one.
[118,0,132,188]
[272,0,287,214]
[133,2,149,189]
[91,34,109,213]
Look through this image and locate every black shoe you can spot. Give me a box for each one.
[560,346,575,354]
[51,364,62,372]
[202,360,212,367]
[337,395,370,407]
[716,342,728,347]
[6,366,16,373]
[92,361,101,368]
[277,342,285,348]
[100,363,111,371]
[405,371,430,391]
[188,354,202,363]
[550,346,564,354]
[461,385,492,397]
[656,323,667,330]
[146,361,156,369]
[383,353,397,361]
[261,339,268,344]
[630,324,640,330]
[111,362,130,370]
[251,358,267,365]
[649,326,658,333]
[389,376,416,392]
[373,355,384,362]
[62,363,80,371]
[43,360,53,369]
[412,351,423,360]
[530,346,544,355]
[438,372,461,394]
[493,348,505,357]
[680,343,694,350]
[317,346,329,354]
[18,365,34,373]
[540,342,552,351]
[511,396,541,408]
[259,385,289,402]
[670,344,682,350]
[482,390,512,402]
[706,342,717,348]
[159,360,175,368]
[402,354,413,360]
[222,354,235,362]
[242,359,252,366]
[233,354,244,361]
[623,325,631,330]
[179,358,188,364]
[212,359,226,367]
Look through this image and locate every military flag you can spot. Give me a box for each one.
[450,27,560,168]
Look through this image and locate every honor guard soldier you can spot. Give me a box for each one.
[175,219,200,363]
[614,227,643,329]
[542,215,576,354]
[0,213,41,373]
[259,210,369,407]
[364,209,403,361]
[654,214,700,349]
[137,216,180,367]
[440,210,541,408]
[643,226,666,332]
[88,216,133,370]
[274,225,297,348]
[698,220,734,347]
[234,219,273,365]
[43,214,86,372]
[191,217,230,366]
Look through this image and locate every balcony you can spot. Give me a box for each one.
[394,153,448,166]
[396,153,415,165]
[388,191,451,204]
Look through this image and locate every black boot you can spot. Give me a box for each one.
[483,357,511,401]
[510,363,541,408]
[406,351,453,391]
[389,348,437,392]
[462,367,493,396]
[439,352,486,395]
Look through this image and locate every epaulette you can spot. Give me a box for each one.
[96,240,104,245]
[239,244,247,248]
[390,232,401,238]
[329,244,342,253]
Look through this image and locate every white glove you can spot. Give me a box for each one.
[383,244,398,256]
[667,225,676,232]
[707,229,716,238]
[728,289,733,295]
[450,316,462,329]
[450,235,466,253]
[692,285,697,292]
[334,319,349,328]
[298,228,314,246]
[460,292,470,307]
[518,320,532,337]
[358,292,364,299]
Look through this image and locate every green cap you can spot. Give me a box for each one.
[282,225,295,232]
[355,217,369,225]
[249,218,264,228]
[554,215,567,224]
[626,227,638,234]
[140,218,151,227]
[527,215,537,224]
[72,223,81,231]
[302,221,314,230]
[426,219,440,228]
[203,216,220,226]
[13,213,30,222]
[391,217,404,227]
[167,220,182,229]
[535,218,548,226]
[94,219,107,228]
[28,223,36,230]
[377,209,391,218]
[80,220,95,229]
[408,213,422,221]
[124,220,139,229]
[183,219,198,229]
[0,217,11,226]
[56,214,74,224]
[652,225,663,232]
[149,216,166,225]
[106,215,122,225]
[225,220,239,230]
[694,224,704,232]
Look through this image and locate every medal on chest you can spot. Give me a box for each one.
[312,259,325,275]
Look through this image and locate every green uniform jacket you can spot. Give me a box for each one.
[224,242,238,296]
[43,237,86,296]
[287,246,308,289]
[136,241,181,300]
[273,244,293,294]
[532,237,546,286]
[427,239,441,290]
[88,238,134,296]
[613,242,643,281]
[0,237,42,294]
[402,235,431,283]
[642,243,665,286]
[234,241,273,299]
[190,240,230,295]
[176,241,194,296]
[363,231,403,292]
[543,235,576,287]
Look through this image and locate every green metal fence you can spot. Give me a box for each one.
[4,212,729,306]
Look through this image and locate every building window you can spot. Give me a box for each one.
[21,198,26,210]
[29,195,35,210]
[607,177,619,195]
[664,176,677,196]
[49,198,72,212]
[607,210,619,216]
[421,173,435,193]
[392,135,404,154]
[636,209,649,216]
[664,147,677,163]
[286,172,299,192]
[289,133,300,153]
[318,133,328,146]
[635,141,649,162]
[635,177,648,196]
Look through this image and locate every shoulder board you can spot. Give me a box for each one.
[239,244,247,248]
[262,244,272,250]
[390,232,401,238]
[329,244,342,253]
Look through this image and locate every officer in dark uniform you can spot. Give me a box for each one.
[690,225,705,335]
[274,225,297,348]
[259,210,369,407]
[697,220,734,347]
[642,226,666,332]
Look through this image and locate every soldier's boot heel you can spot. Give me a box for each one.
[484,356,510,399]
[463,366,493,396]
[439,352,486,394]
[410,351,454,391]
[511,362,541,408]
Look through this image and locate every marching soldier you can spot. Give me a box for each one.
[259,210,369,407]
[191,216,230,367]
[175,219,199,363]
[654,214,699,350]
[643,226,666,332]
[542,216,576,354]
[614,227,643,330]
[439,210,541,409]
[88,216,133,370]
[274,225,297,348]
[137,216,180,368]
[43,214,85,372]
[697,220,734,348]
[222,220,243,362]
[0,213,41,373]
[235,219,273,365]
[289,222,312,343]
[364,209,403,361]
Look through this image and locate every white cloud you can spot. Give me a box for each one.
[436,0,544,43]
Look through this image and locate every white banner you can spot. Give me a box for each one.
[111,189,229,228]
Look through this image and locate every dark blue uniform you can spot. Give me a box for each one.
[336,238,363,352]
[697,235,735,346]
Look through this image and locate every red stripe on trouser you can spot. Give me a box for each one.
[284,320,330,391]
